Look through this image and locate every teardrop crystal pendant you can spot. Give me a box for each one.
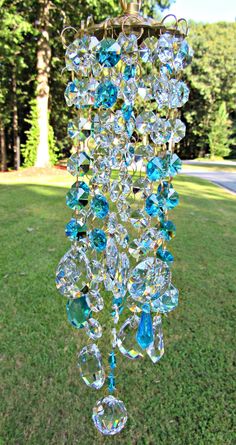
[56,0,192,435]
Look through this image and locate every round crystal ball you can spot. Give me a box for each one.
[92,395,128,436]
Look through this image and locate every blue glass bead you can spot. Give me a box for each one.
[156,247,174,264]
[146,157,164,181]
[157,182,179,210]
[66,296,91,329]
[123,65,136,81]
[95,80,118,109]
[145,194,163,217]
[91,194,109,218]
[161,220,176,241]
[121,104,133,121]
[65,218,87,241]
[108,372,116,393]
[108,351,117,369]
[66,181,90,210]
[96,38,121,67]
[169,153,182,176]
[89,228,107,252]
[136,303,154,350]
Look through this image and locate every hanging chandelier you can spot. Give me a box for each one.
[56,0,192,436]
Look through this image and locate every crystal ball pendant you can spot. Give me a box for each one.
[92,395,128,435]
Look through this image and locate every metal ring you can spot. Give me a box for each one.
[161,14,178,29]
[121,15,144,39]
[61,26,78,48]
[177,18,188,36]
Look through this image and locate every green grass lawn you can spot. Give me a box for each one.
[0,170,235,445]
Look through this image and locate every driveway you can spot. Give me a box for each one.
[181,171,236,194]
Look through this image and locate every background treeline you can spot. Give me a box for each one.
[0,0,235,170]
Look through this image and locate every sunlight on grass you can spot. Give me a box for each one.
[0,171,235,445]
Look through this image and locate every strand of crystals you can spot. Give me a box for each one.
[56,27,192,436]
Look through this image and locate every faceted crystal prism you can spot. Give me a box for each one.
[66,181,90,210]
[145,193,163,217]
[65,36,99,74]
[146,157,164,181]
[150,118,171,144]
[135,111,156,134]
[66,296,91,328]
[127,257,171,303]
[77,344,105,389]
[146,315,164,363]
[136,303,154,349]
[158,284,179,313]
[86,290,104,312]
[85,318,102,339]
[56,247,92,298]
[118,32,138,64]
[89,228,107,251]
[65,218,87,241]
[92,395,128,436]
[170,118,186,143]
[67,152,90,176]
[139,36,158,63]
[117,316,143,359]
[91,194,109,218]
[67,117,91,142]
[169,80,189,108]
[96,38,121,67]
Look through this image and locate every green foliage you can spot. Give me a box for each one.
[183,22,236,158]
[21,100,59,167]
[208,102,231,158]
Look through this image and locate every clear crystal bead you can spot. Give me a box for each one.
[92,396,128,436]
[118,32,138,65]
[77,344,105,389]
[117,316,143,359]
[169,118,186,143]
[139,36,158,62]
[135,111,156,134]
[67,152,90,176]
[146,315,164,363]
[128,257,171,303]
[150,118,172,144]
[85,318,102,339]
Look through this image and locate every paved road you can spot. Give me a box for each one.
[181,171,236,194]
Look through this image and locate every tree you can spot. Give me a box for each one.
[208,102,231,158]
[183,22,236,158]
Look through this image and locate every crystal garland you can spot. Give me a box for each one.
[56,21,192,436]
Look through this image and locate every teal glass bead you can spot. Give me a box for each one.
[95,80,118,109]
[161,220,176,241]
[66,181,90,210]
[145,193,163,217]
[146,157,164,181]
[108,372,116,393]
[121,103,133,121]
[89,228,107,252]
[96,38,121,68]
[123,65,136,81]
[66,296,91,329]
[156,247,174,264]
[136,303,154,350]
[91,194,109,218]
[157,182,179,210]
[65,218,87,241]
[108,351,117,370]
[169,153,182,176]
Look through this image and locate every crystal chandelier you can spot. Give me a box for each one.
[56,0,192,436]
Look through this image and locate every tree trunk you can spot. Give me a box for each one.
[0,120,7,172]
[35,0,52,168]
[12,67,20,170]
